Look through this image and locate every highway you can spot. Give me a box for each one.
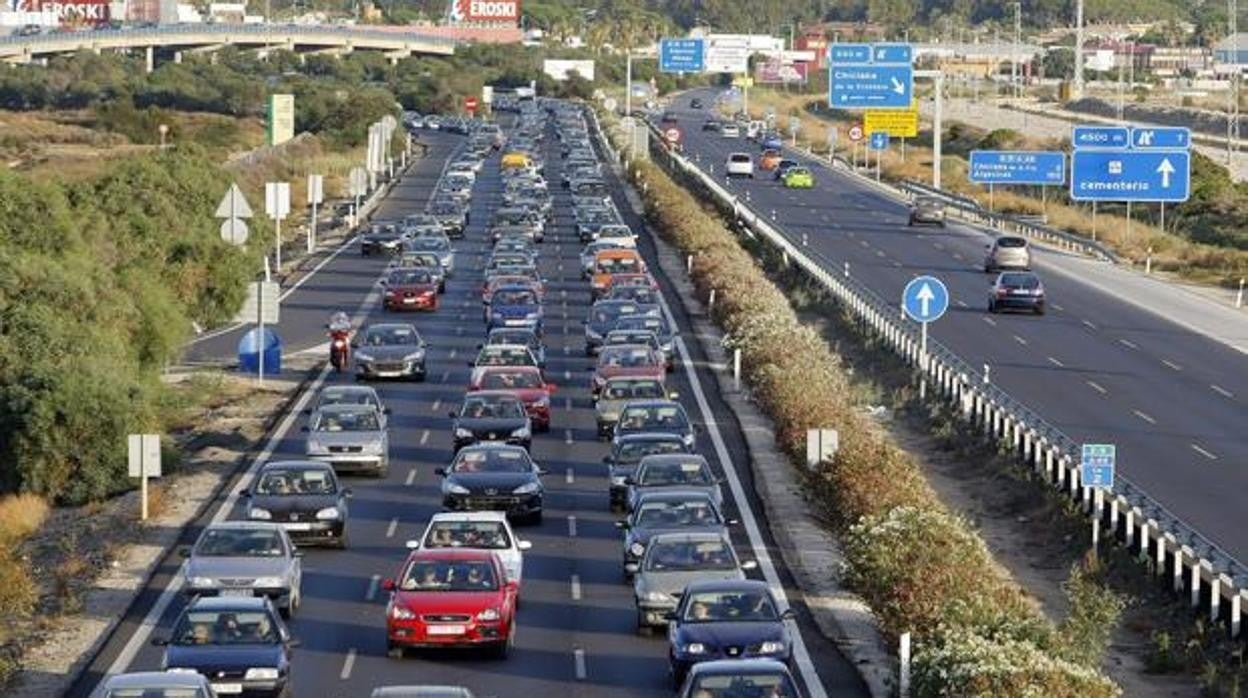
[72,122,868,696]
[671,87,1248,569]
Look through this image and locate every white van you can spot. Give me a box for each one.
[726,152,755,178]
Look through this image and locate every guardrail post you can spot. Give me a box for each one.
[1110,498,1120,533]
[1141,520,1153,559]
[1045,447,1055,481]
[1157,535,1169,578]
[1192,559,1209,609]
[1211,574,1225,622]
[1066,456,1078,497]
[1233,592,1243,638]
[1178,546,1192,594]
[1125,509,1136,548]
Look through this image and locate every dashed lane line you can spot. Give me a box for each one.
[1192,443,1219,461]
[339,648,357,680]
[1133,410,1156,424]
[1086,380,1108,395]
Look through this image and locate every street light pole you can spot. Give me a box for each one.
[1074,0,1085,98]
[1013,2,1021,100]
[625,52,632,117]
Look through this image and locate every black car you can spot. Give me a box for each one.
[667,580,794,685]
[613,400,697,449]
[361,223,405,256]
[243,461,352,548]
[603,433,692,510]
[156,596,297,698]
[353,323,427,381]
[435,444,546,523]
[618,490,731,576]
[989,270,1046,315]
[449,391,532,451]
[690,98,704,109]
[701,119,720,132]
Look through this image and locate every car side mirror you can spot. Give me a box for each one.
[586,366,595,372]
[434,467,447,476]
[350,341,359,349]
[178,547,192,558]
[517,540,533,551]
[301,408,311,415]
[622,477,634,485]
[343,488,353,498]
[781,608,796,620]
[378,279,387,286]
[664,611,678,621]
[466,361,474,367]
[614,521,629,529]
[381,578,396,592]
[287,638,302,648]
[151,636,169,646]
[448,410,458,418]
[602,456,611,463]
[741,560,759,571]
[383,407,392,415]
[624,563,639,574]
[239,490,251,498]
[300,426,309,432]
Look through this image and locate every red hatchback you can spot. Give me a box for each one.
[383,548,517,658]
[469,366,556,432]
[382,268,439,312]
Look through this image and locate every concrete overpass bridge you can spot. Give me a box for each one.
[0,23,456,68]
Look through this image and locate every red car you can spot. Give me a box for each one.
[382,268,439,312]
[469,366,556,432]
[383,548,518,658]
[590,344,666,396]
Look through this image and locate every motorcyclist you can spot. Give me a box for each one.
[327,311,352,371]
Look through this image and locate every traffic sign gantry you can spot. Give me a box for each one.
[829,42,913,109]
[1080,444,1116,490]
[969,151,1066,185]
[659,38,705,73]
[902,276,949,323]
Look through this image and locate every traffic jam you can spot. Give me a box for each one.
[95,98,807,698]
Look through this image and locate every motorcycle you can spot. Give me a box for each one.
[328,327,351,373]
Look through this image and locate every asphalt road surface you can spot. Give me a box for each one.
[673,87,1248,568]
[72,120,869,697]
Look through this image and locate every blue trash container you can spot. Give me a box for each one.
[237,327,282,375]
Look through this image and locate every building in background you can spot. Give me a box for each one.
[794,31,827,69]
[914,42,1039,80]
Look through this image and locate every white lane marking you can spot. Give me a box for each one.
[420,429,430,445]
[440,370,449,383]
[858,240,869,247]
[933,242,945,250]
[563,345,572,355]
[874,250,885,258]
[955,299,969,308]
[386,518,399,538]
[1047,356,1065,367]
[1133,410,1156,424]
[431,398,442,413]
[1086,380,1108,395]
[1082,319,1097,330]
[567,515,577,537]
[448,348,458,359]
[340,648,357,680]
[1051,303,1065,312]
[1191,443,1219,461]
[365,574,381,601]
[892,261,903,268]
[1162,359,1183,371]
[573,648,587,680]
[565,396,573,411]
[1013,335,1028,345]
[563,370,571,381]
[565,467,575,484]
[405,468,417,486]
[983,317,997,326]
[952,253,964,261]
[564,429,574,445]
[1211,384,1234,398]
[1118,339,1138,350]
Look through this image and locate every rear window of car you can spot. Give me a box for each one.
[997,237,1028,248]
[729,154,751,163]
[1001,273,1041,289]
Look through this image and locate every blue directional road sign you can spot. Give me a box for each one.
[1073,126,1130,149]
[829,44,871,63]
[1080,444,1116,490]
[829,42,913,109]
[1070,150,1190,202]
[871,43,913,63]
[1131,126,1191,149]
[869,131,889,151]
[969,151,1066,185]
[659,38,705,73]
[902,276,949,323]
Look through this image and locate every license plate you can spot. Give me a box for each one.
[212,683,244,694]
[427,624,466,635]
[403,297,417,304]
[221,589,252,597]
[504,319,527,326]
[283,523,313,531]
[1011,289,1030,296]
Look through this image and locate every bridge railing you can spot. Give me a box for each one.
[0,23,457,50]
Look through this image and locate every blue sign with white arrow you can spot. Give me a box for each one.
[969,150,1066,185]
[1070,150,1190,202]
[659,38,705,73]
[1080,443,1116,490]
[869,131,889,151]
[828,42,914,109]
[902,276,949,323]
[1073,125,1130,149]
[1130,126,1190,149]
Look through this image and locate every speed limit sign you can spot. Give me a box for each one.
[848,123,864,142]
[664,127,682,144]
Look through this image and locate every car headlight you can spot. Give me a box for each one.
[244,667,280,680]
[759,641,786,654]
[391,605,416,620]
[362,440,384,454]
[510,426,530,439]
[629,542,645,557]
[611,475,628,486]
[252,577,284,588]
[248,507,272,520]
[682,433,695,447]
[355,352,375,362]
[446,483,470,495]
[524,312,539,321]
[512,482,540,495]
[316,506,340,520]
[684,642,707,655]
[454,427,473,439]
[476,607,501,621]
[404,352,425,362]
[644,590,671,603]
[187,576,215,588]
[491,311,505,320]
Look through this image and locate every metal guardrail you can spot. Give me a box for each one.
[613,113,1247,638]
[0,23,457,51]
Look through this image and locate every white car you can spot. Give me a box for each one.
[597,224,637,248]
[412,512,532,586]
[721,124,740,138]
[725,152,755,178]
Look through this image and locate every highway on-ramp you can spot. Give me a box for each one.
[71,113,868,697]
[671,87,1248,571]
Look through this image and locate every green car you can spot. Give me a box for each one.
[781,167,815,189]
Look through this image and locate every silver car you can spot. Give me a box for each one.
[91,671,214,698]
[307,385,389,428]
[352,323,429,381]
[595,375,669,439]
[984,236,1031,272]
[303,403,390,477]
[181,522,303,617]
[393,251,447,292]
[626,454,724,512]
[631,531,755,629]
[405,235,455,277]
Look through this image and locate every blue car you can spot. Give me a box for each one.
[487,285,544,334]
[760,133,783,151]
[156,596,297,697]
[667,580,794,686]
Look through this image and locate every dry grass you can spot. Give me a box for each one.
[0,495,49,548]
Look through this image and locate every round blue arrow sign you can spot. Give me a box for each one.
[902,275,949,323]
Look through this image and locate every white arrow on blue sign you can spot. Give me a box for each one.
[869,131,890,151]
[902,276,949,323]
[1070,150,1190,202]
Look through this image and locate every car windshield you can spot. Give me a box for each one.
[399,253,439,268]
[683,590,778,623]
[917,197,941,208]
[476,347,534,366]
[689,672,799,696]
[600,227,632,238]
[105,688,207,698]
[614,439,686,463]
[459,396,526,419]
[387,270,434,286]
[317,389,378,410]
[608,287,658,304]
[488,331,536,347]
[590,304,639,325]
[606,331,657,347]
[1001,273,1041,289]
[195,528,285,558]
[407,238,449,252]
[788,168,809,176]
[600,346,658,368]
[618,405,689,431]
[645,539,736,571]
[574,182,607,196]
[494,290,537,305]
[635,500,720,528]
[424,521,512,550]
[255,468,336,496]
[614,314,668,336]
[495,211,530,225]
[362,326,420,346]
[603,379,665,400]
[399,560,498,591]
[480,371,544,389]
[430,203,459,215]
[730,154,750,163]
[313,409,380,432]
[173,610,279,646]
[638,459,712,485]
[597,257,641,274]
[490,255,531,268]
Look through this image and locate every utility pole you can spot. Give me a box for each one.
[1013,2,1022,100]
[1074,0,1085,99]
[1229,0,1240,164]
[625,52,632,117]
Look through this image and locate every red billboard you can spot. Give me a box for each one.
[755,59,809,85]
[12,0,111,25]
[448,0,519,24]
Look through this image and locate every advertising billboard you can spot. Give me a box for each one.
[448,0,519,24]
[267,94,295,147]
[755,58,809,84]
[11,0,111,25]
[542,59,595,82]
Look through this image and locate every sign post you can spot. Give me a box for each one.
[826,126,838,163]
[265,181,290,273]
[348,166,368,226]
[128,433,162,521]
[306,174,323,253]
[902,275,950,401]
[869,131,889,182]
[1080,443,1116,552]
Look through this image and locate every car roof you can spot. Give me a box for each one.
[320,385,379,397]
[682,578,770,596]
[103,672,212,689]
[370,687,475,698]
[203,521,282,533]
[621,399,683,409]
[648,530,728,544]
[478,365,542,375]
[463,390,525,400]
[635,489,715,505]
[615,432,685,443]
[365,322,420,331]
[313,403,381,415]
